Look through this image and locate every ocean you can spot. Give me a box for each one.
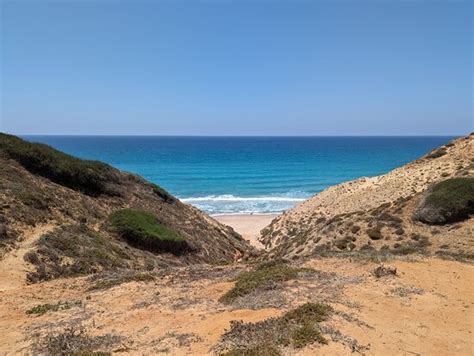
[24,136,454,215]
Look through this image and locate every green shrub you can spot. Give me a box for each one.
[291,323,327,348]
[26,300,81,315]
[415,177,474,224]
[219,260,312,304]
[150,183,174,202]
[366,228,382,240]
[87,271,155,291]
[283,302,333,324]
[109,209,188,254]
[426,147,447,159]
[0,133,116,196]
[218,302,332,354]
[222,345,281,356]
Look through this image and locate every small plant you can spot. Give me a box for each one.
[87,271,155,291]
[219,260,313,304]
[150,183,175,202]
[283,302,333,324]
[218,302,332,354]
[373,265,397,278]
[291,323,327,348]
[26,300,81,315]
[366,228,382,240]
[109,209,188,254]
[426,147,447,159]
[222,344,281,356]
[39,324,121,354]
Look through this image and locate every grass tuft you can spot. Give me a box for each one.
[219,260,313,304]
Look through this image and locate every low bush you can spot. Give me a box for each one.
[414,178,474,224]
[426,147,447,159]
[366,228,382,240]
[109,209,188,255]
[38,325,121,354]
[291,323,327,348]
[222,344,281,356]
[87,271,155,291]
[219,260,313,304]
[218,302,332,354]
[26,300,81,315]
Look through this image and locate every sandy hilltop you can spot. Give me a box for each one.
[0,133,473,355]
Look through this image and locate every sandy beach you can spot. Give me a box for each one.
[214,214,278,249]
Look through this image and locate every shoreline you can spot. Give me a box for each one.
[213,213,279,249]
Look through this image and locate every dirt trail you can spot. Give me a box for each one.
[0,223,56,291]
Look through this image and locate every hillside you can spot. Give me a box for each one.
[0,133,255,284]
[260,134,474,260]
[0,133,472,355]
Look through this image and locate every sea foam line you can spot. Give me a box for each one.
[181,194,307,202]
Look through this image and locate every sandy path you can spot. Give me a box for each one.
[0,223,56,291]
[214,214,278,249]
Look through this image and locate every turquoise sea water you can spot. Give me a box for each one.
[24,136,454,215]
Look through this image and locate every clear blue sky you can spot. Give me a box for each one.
[1,0,472,135]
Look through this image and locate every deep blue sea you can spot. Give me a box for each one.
[24,136,454,215]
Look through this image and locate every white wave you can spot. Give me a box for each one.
[181,194,306,202]
[180,193,310,214]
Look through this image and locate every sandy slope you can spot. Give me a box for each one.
[0,256,472,355]
[260,134,474,258]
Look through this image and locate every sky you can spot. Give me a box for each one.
[1,0,472,136]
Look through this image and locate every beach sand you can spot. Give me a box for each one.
[214,214,277,249]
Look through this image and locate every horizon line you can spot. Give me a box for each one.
[13,133,467,138]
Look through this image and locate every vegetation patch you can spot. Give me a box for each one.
[25,224,160,283]
[109,209,189,254]
[0,133,118,196]
[426,147,447,159]
[87,271,155,291]
[36,325,122,354]
[26,300,82,315]
[373,265,397,278]
[366,228,382,240]
[219,260,314,304]
[414,178,474,224]
[150,182,175,202]
[222,344,281,356]
[217,302,332,354]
